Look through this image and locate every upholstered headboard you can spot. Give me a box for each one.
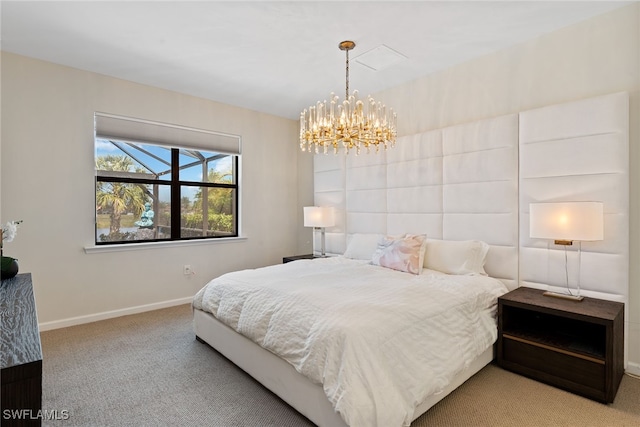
[313,113,520,289]
[312,92,628,302]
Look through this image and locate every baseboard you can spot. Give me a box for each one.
[627,361,640,377]
[38,296,193,331]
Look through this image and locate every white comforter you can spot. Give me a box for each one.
[192,257,508,427]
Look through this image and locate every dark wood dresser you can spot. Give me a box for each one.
[497,286,624,403]
[1,273,42,426]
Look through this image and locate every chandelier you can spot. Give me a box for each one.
[299,41,397,155]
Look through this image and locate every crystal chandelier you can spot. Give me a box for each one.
[299,41,397,155]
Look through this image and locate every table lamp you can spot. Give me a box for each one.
[303,206,335,257]
[529,201,604,301]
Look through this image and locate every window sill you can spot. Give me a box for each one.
[84,236,247,254]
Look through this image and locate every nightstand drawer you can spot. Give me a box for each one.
[502,336,605,396]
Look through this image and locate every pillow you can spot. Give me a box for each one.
[424,239,489,275]
[371,234,427,275]
[343,233,383,260]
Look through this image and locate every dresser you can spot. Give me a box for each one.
[1,273,42,426]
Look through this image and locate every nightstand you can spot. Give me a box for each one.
[497,286,624,403]
[282,254,317,263]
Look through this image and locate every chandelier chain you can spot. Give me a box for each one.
[345,47,349,101]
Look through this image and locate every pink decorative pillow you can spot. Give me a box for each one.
[371,234,427,275]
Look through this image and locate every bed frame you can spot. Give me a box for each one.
[194,92,629,425]
[194,308,494,427]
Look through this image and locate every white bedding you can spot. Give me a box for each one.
[192,257,508,427]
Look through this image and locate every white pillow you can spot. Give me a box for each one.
[343,233,383,260]
[371,234,427,275]
[424,239,489,275]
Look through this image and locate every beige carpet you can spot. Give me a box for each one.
[40,304,640,426]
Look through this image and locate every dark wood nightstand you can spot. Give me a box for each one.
[282,254,318,263]
[497,286,624,403]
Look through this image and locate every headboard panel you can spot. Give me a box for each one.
[386,129,443,238]
[519,92,629,302]
[346,152,388,235]
[313,154,346,252]
[441,114,519,288]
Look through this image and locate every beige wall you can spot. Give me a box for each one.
[375,4,640,373]
[0,52,309,326]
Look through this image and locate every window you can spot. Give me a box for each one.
[94,114,240,245]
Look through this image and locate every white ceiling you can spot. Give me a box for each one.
[0,1,631,120]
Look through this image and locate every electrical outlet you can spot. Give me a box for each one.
[183,265,192,275]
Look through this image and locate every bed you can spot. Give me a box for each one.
[193,235,509,427]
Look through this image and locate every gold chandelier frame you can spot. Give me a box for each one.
[299,41,397,155]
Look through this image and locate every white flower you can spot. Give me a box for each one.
[2,220,22,243]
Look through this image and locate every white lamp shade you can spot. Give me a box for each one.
[303,206,335,228]
[530,202,604,242]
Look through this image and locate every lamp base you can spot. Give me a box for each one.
[543,291,584,302]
